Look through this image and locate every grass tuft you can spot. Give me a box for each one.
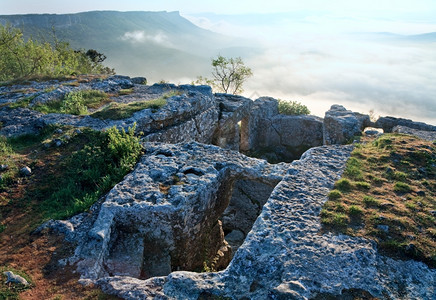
[334,178,352,192]
[91,92,175,120]
[328,189,342,200]
[393,182,412,193]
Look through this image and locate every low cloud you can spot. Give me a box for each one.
[241,35,436,124]
[121,31,171,46]
[186,14,436,124]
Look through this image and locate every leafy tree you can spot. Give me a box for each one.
[85,49,107,63]
[0,23,114,81]
[196,55,253,95]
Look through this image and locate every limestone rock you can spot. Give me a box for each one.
[0,108,46,137]
[240,97,323,161]
[0,84,219,145]
[213,93,253,150]
[19,166,32,176]
[240,97,278,152]
[131,77,147,85]
[354,112,372,130]
[392,125,436,142]
[376,116,436,133]
[92,144,435,300]
[259,114,324,162]
[3,271,29,286]
[67,142,287,282]
[323,104,361,145]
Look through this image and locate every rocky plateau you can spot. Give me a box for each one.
[1,75,435,299]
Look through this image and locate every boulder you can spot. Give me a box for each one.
[240,97,278,152]
[212,93,253,150]
[3,271,29,286]
[19,166,32,176]
[256,114,324,162]
[376,116,436,133]
[392,125,436,142]
[131,77,147,85]
[323,104,361,145]
[240,97,323,162]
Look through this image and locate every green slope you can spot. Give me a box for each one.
[0,11,253,81]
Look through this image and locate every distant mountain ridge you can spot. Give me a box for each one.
[0,11,254,81]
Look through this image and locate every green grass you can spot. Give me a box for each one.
[348,205,363,216]
[91,94,171,120]
[393,182,412,193]
[344,157,364,180]
[354,181,371,190]
[393,171,408,181]
[33,90,110,115]
[321,133,436,267]
[0,124,143,221]
[118,88,134,95]
[334,178,352,192]
[328,189,342,200]
[40,125,143,219]
[363,195,380,207]
[8,95,37,109]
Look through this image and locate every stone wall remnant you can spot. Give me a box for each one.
[323,104,363,145]
[376,116,436,133]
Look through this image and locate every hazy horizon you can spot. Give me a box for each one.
[1,0,436,124]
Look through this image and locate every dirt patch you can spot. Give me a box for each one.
[0,127,120,299]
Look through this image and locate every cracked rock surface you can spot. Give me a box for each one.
[0,80,219,145]
[91,144,435,299]
[57,142,287,286]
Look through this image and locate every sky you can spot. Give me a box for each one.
[1,0,436,124]
[2,0,436,17]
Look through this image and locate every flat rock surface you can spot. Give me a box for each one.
[0,79,218,144]
[393,125,436,142]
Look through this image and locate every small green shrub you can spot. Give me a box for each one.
[41,124,143,219]
[277,99,310,115]
[62,91,88,115]
[328,189,342,200]
[393,182,412,193]
[335,178,352,192]
[34,90,109,115]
